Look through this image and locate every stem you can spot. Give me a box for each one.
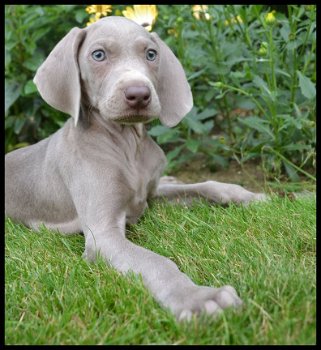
[288,5,298,108]
[206,19,234,141]
[257,12,277,94]
[268,27,277,92]
[302,38,315,75]
[255,9,279,141]
[228,5,257,72]
[229,6,249,45]
[213,83,266,117]
[263,146,316,181]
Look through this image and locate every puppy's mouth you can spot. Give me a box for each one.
[113,115,155,124]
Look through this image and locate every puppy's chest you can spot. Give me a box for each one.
[128,137,166,196]
[124,137,166,223]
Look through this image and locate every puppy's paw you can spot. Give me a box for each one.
[170,285,243,322]
[203,181,268,205]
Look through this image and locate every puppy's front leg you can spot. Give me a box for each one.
[83,214,242,321]
[156,180,267,205]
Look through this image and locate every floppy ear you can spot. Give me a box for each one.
[33,27,86,126]
[151,32,193,127]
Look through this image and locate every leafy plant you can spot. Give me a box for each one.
[150,5,316,180]
[5,5,87,151]
[5,5,316,181]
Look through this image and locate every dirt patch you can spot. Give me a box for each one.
[168,157,315,193]
[168,158,266,192]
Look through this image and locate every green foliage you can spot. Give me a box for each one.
[5,5,316,180]
[151,5,316,180]
[5,5,86,151]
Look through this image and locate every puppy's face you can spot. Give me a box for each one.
[78,17,162,124]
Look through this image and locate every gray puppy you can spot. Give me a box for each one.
[5,17,266,321]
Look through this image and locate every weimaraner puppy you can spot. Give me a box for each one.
[5,16,266,321]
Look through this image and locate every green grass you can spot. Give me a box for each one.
[5,195,316,345]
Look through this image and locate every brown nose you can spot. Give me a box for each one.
[124,86,151,109]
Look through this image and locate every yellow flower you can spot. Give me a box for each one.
[86,5,96,14]
[224,15,243,26]
[122,5,158,32]
[85,5,112,17]
[86,5,112,27]
[86,13,102,27]
[265,10,276,24]
[192,5,211,20]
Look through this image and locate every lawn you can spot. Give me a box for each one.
[5,194,316,345]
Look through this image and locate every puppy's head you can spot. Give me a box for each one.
[34,16,193,127]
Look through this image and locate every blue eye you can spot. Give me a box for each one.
[92,50,106,61]
[146,49,157,61]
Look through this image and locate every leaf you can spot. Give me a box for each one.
[184,117,206,134]
[208,62,230,75]
[31,26,51,43]
[24,80,38,95]
[5,115,15,129]
[275,68,291,78]
[187,68,207,81]
[5,80,22,114]
[230,71,246,79]
[5,49,11,68]
[224,56,251,67]
[278,114,302,131]
[14,118,25,134]
[9,142,30,152]
[23,53,44,71]
[280,23,290,41]
[148,125,171,137]
[23,11,43,25]
[297,71,316,100]
[282,144,311,152]
[186,139,200,153]
[236,97,257,110]
[202,120,214,133]
[283,162,300,182]
[159,132,179,144]
[253,75,272,97]
[238,116,275,139]
[148,125,179,144]
[195,108,218,120]
[6,41,18,50]
[286,40,299,51]
[75,9,88,23]
[166,146,183,163]
[185,106,198,119]
[204,89,216,102]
